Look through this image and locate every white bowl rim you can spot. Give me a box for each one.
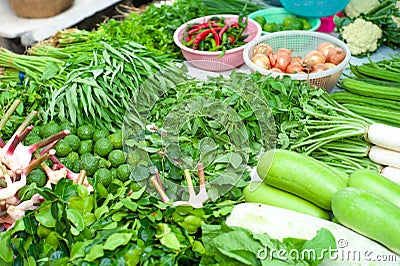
[243,30,352,79]
[173,14,262,56]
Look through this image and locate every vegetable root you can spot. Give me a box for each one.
[366,123,400,152]
[380,166,400,184]
[368,145,400,169]
[152,163,209,208]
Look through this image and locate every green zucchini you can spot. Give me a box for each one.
[243,181,330,220]
[256,149,347,210]
[332,187,400,254]
[348,169,400,208]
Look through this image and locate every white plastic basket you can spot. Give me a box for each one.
[243,31,351,92]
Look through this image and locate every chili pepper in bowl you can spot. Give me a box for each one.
[181,16,249,55]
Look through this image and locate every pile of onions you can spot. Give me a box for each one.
[250,42,346,74]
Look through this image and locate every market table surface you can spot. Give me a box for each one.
[0,0,121,46]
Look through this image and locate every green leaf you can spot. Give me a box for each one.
[35,204,57,228]
[41,62,60,80]
[103,233,133,251]
[67,209,85,232]
[95,205,109,219]
[70,241,86,260]
[84,244,104,262]
[54,178,78,201]
[229,152,243,169]
[0,236,14,262]
[121,198,138,212]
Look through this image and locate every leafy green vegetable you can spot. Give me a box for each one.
[201,224,336,265]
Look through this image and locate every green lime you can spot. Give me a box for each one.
[60,121,76,135]
[98,157,111,169]
[108,149,126,168]
[282,16,294,27]
[302,21,312,30]
[72,159,82,173]
[78,140,93,155]
[27,168,47,187]
[108,130,123,149]
[80,155,100,176]
[117,164,131,182]
[94,168,112,187]
[23,133,42,146]
[77,124,95,140]
[94,137,114,157]
[67,151,80,163]
[93,129,110,142]
[40,121,61,139]
[64,134,81,151]
[290,18,303,30]
[110,168,118,180]
[263,22,278,32]
[254,16,266,28]
[55,139,72,157]
[58,157,73,170]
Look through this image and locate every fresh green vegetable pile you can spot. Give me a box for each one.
[124,68,274,202]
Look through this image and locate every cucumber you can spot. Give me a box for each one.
[348,169,400,208]
[243,181,330,220]
[256,149,347,210]
[332,187,400,254]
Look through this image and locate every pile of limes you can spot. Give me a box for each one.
[253,15,312,33]
[23,122,130,189]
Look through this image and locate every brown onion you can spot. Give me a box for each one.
[272,52,291,72]
[286,61,305,74]
[303,50,326,67]
[291,56,303,64]
[325,62,337,69]
[276,48,293,55]
[311,63,329,73]
[269,68,284,73]
[253,43,274,56]
[317,42,335,57]
[251,54,271,69]
[326,47,346,65]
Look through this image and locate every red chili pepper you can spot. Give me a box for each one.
[209,21,220,47]
[187,23,220,35]
[192,29,213,49]
[185,35,193,42]
[218,23,229,39]
[230,22,240,27]
[227,36,235,45]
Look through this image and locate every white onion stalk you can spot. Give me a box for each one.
[380,166,400,184]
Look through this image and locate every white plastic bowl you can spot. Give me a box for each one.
[243,31,351,91]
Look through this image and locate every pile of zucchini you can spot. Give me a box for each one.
[244,149,400,255]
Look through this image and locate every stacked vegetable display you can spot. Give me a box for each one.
[0,0,400,264]
[244,148,400,255]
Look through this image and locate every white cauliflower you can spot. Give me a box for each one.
[344,0,380,17]
[341,18,383,55]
